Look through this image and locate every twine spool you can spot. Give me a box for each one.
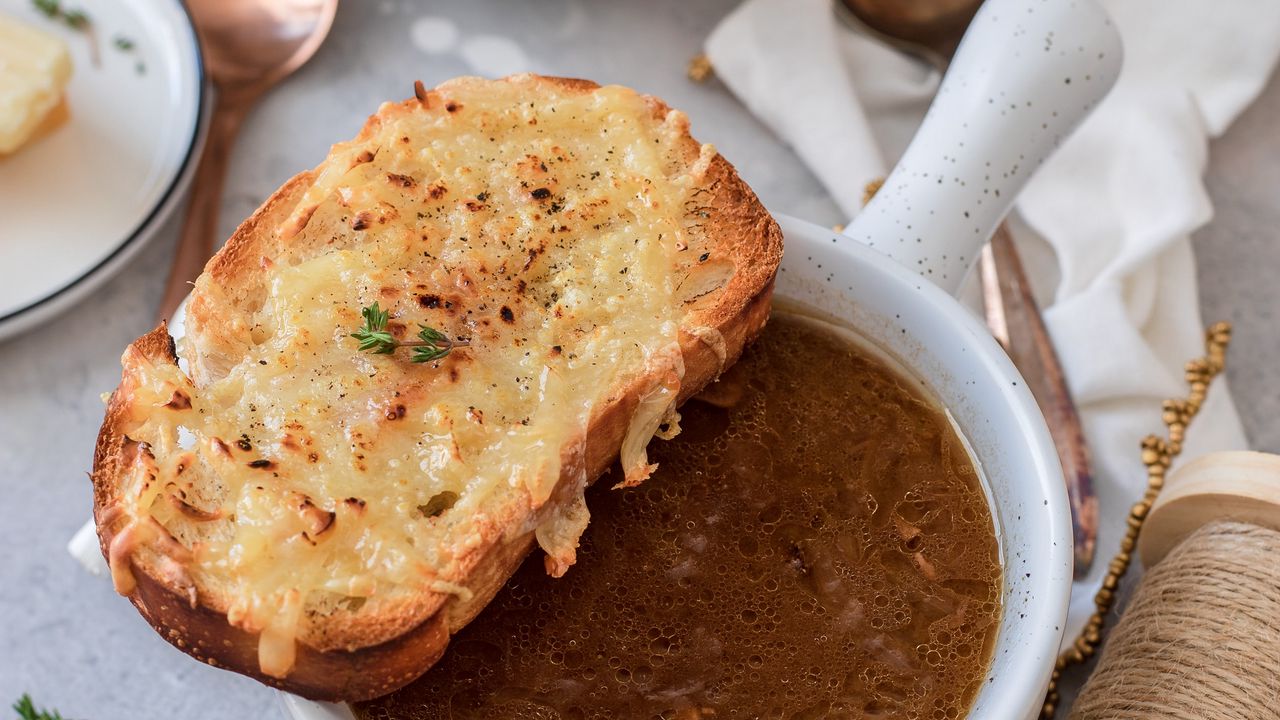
[1070,451,1280,719]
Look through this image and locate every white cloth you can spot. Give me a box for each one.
[707,0,1277,645]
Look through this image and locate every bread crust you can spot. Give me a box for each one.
[91,74,782,701]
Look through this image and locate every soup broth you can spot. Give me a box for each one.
[356,310,1002,719]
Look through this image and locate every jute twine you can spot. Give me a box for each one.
[1069,520,1280,719]
[1042,322,1234,717]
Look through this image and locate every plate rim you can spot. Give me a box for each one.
[0,0,207,328]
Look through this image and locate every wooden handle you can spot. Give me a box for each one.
[1140,451,1280,567]
[155,90,250,324]
[981,224,1099,576]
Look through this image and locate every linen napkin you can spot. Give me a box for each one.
[706,0,1278,646]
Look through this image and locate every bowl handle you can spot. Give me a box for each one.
[841,0,1122,296]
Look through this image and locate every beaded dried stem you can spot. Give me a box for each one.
[1040,321,1233,718]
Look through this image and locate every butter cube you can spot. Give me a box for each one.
[0,13,72,154]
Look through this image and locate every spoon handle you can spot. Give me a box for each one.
[156,89,249,324]
[982,224,1098,576]
[843,0,1122,296]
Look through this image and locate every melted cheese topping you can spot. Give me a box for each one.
[108,76,712,676]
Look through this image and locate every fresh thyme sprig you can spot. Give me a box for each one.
[13,694,66,720]
[32,0,89,30]
[351,303,467,363]
[32,0,100,68]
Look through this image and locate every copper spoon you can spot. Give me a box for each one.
[840,0,1099,575]
[156,0,339,322]
[981,227,1098,574]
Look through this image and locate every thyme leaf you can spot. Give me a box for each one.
[31,0,90,30]
[13,694,67,720]
[351,302,467,363]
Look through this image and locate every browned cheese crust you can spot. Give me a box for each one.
[91,74,782,701]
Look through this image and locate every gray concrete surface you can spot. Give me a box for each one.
[0,1,1273,717]
[1195,74,1280,454]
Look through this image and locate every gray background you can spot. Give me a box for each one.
[1,1,1275,717]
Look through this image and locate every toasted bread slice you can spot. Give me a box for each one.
[91,74,782,701]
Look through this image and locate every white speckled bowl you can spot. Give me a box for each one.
[285,0,1121,717]
[281,230,1074,720]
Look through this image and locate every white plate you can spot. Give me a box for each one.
[0,0,204,339]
